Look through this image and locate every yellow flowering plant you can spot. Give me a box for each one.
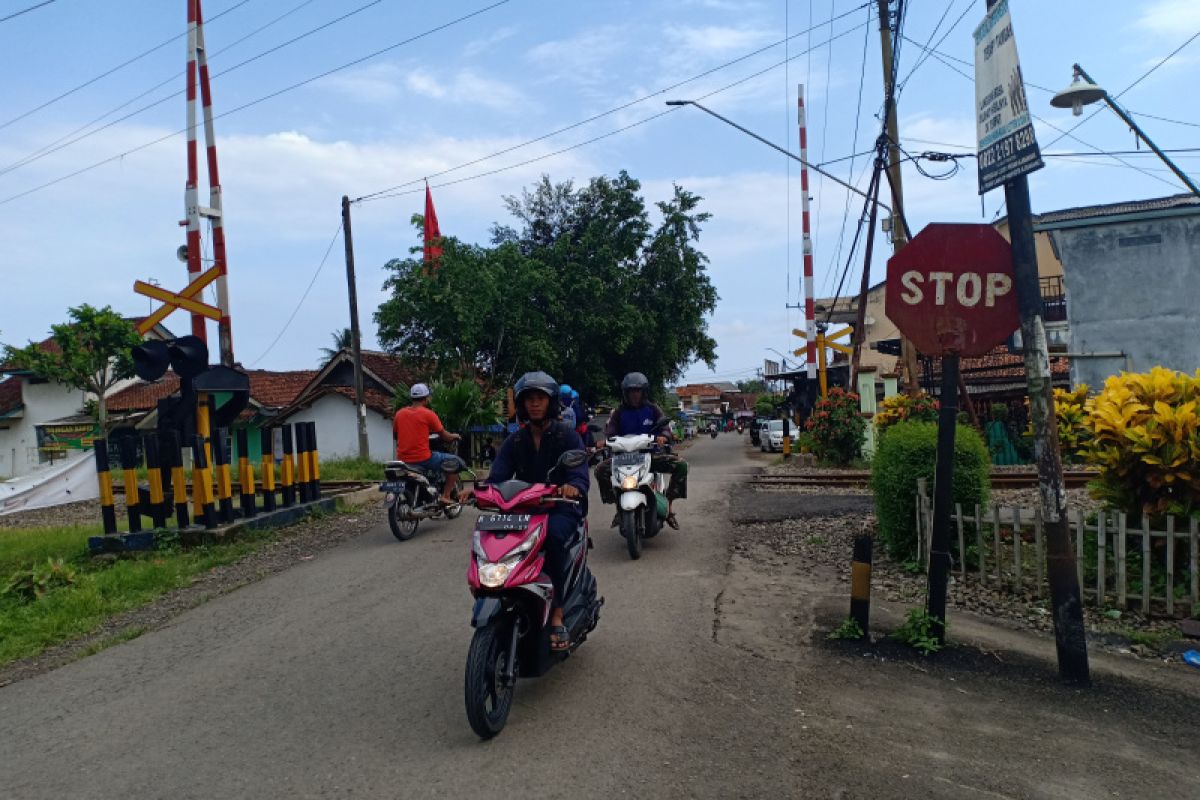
[874,392,939,434]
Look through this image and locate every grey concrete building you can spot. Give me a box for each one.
[1040,194,1200,389]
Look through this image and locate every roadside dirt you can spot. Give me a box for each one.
[0,496,384,688]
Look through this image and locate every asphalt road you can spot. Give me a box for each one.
[1,432,789,799]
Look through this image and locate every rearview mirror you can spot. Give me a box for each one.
[556,449,588,469]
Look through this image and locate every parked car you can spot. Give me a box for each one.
[760,419,797,453]
[749,418,769,447]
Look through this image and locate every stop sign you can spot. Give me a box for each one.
[885,223,1019,357]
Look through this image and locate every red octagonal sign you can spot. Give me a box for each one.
[885,223,1019,357]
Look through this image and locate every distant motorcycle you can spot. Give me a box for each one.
[709,427,718,439]
[602,421,673,559]
[380,437,473,541]
[464,450,602,739]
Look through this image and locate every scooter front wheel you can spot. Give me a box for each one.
[620,509,642,560]
[388,494,419,541]
[464,622,515,739]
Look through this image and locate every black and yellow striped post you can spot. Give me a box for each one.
[213,428,235,524]
[850,535,873,636]
[192,434,218,529]
[119,436,142,533]
[236,428,257,518]
[260,427,277,512]
[143,434,168,529]
[93,438,118,534]
[302,422,316,496]
[165,431,190,528]
[280,424,296,507]
[295,423,311,503]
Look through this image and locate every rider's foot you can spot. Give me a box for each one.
[665,512,680,530]
[437,495,455,507]
[548,624,570,651]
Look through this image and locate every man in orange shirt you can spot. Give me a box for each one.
[393,383,462,505]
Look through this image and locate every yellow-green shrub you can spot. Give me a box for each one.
[1053,384,1091,463]
[874,392,939,435]
[1084,367,1200,517]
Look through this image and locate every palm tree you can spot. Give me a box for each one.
[319,328,353,365]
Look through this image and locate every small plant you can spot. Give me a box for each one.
[805,387,866,467]
[3,557,78,602]
[890,607,943,655]
[875,392,939,435]
[827,617,865,640]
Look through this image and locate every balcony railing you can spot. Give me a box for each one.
[1041,275,1067,322]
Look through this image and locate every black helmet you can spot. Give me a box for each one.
[514,371,560,422]
[621,372,650,405]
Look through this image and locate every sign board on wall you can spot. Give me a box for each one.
[974,0,1043,193]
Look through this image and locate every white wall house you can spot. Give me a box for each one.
[0,378,89,479]
[280,391,394,462]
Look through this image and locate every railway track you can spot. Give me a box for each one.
[112,479,374,496]
[748,471,1097,489]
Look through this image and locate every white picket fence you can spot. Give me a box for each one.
[915,479,1200,616]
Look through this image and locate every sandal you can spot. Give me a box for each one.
[665,513,680,530]
[548,624,570,651]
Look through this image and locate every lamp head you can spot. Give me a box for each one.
[665,100,689,106]
[1051,70,1105,116]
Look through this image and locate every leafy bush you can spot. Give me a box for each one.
[1052,385,1091,463]
[891,607,943,655]
[3,558,77,603]
[1085,367,1200,518]
[827,617,865,640]
[871,420,990,561]
[805,388,866,466]
[875,392,939,434]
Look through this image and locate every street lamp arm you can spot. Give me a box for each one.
[666,100,893,215]
[1071,65,1200,197]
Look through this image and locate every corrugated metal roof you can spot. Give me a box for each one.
[1035,193,1200,226]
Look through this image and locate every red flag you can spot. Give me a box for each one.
[423,183,442,270]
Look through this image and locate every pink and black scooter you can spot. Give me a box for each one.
[464,449,602,739]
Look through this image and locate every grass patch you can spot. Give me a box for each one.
[0,523,279,666]
[70,625,149,662]
[314,457,384,481]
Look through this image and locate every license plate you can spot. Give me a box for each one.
[614,452,645,467]
[477,514,532,531]
[379,481,406,493]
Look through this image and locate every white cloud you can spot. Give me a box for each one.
[320,63,405,104]
[463,25,520,58]
[664,24,772,57]
[1135,0,1200,36]
[525,27,627,85]
[404,68,535,112]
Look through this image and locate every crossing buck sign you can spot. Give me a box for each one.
[885,223,1019,357]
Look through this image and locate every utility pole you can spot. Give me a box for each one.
[981,0,1089,685]
[875,0,921,395]
[341,195,370,460]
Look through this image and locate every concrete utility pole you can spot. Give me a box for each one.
[875,0,921,395]
[341,195,370,461]
[983,0,1089,685]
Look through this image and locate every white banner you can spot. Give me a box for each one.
[974,0,1043,193]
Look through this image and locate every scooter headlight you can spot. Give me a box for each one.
[475,524,542,588]
[620,475,638,490]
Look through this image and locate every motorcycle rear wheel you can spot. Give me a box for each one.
[464,622,515,739]
[620,509,642,560]
[388,493,419,541]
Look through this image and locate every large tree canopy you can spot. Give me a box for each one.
[374,172,718,403]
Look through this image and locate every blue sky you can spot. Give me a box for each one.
[1,0,1197,388]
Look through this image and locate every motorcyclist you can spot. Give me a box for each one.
[594,372,688,530]
[392,383,461,505]
[486,371,588,651]
[559,384,577,429]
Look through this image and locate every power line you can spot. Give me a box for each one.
[1,0,380,177]
[0,0,250,131]
[895,0,972,96]
[0,0,511,207]
[353,3,872,202]
[248,222,343,366]
[358,20,872,204]
[0,0,55,25]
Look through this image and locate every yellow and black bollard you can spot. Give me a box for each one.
[213,428,235,524]
[165,431,190,528]
[280,424,296,507]
[93,438,118,534]
[236,428,256,518]
[143,434,167,529]
[308,422,320,499]
[119,437,141,533]
[850,535,873,636]
[295,423,311,503]
[192,434,218,529]
[260,427,277,512]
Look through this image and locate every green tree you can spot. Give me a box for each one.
[737,379,769,394]
[380,171,719,402]
[754,395,779,418]
[2,305,141,433]
[429,380,501,434]
[319,328,352,364]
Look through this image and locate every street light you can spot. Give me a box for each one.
[666,99,895,218]
[1050,64,1200,196]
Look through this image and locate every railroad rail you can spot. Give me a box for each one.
[748,471,1097,489]
[112,479,374,496]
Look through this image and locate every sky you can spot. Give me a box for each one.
[1,0,1197,390]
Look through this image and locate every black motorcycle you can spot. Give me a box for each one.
[381,439,474,541]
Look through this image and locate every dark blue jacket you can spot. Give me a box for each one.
[605,402,666,439]
[487,421,589,496]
